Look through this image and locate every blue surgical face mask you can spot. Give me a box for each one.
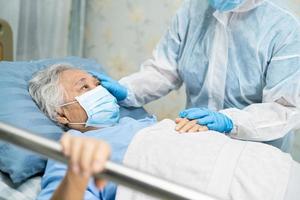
[208,0,245,11]
[60,86,120,128]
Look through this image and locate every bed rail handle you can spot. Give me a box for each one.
[0,122,220,200]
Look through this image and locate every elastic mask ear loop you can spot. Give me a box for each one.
[57,100,86,126]
[58,100,77,107]
[67,122,86,125]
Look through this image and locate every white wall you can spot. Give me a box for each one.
[83,0,185,120]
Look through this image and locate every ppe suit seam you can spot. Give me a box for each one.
[174,0,192,70]
[178,22,202,74]
[256,27,267,85]
[178,2,213,72]
[273,27,299,57]
[272,55,300,61]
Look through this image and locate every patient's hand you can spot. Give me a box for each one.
[175,118,208,133]
[51,134,111,200]
[61,133,111,187]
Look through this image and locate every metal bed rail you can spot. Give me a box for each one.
[0,122,220,200]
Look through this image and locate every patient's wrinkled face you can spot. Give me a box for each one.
[56,69,100,132]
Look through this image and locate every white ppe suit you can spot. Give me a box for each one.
[120,0,300,151]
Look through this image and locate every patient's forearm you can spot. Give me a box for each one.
[51,169,89,200]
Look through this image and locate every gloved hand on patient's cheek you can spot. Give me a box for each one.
[88,71,128,101]
[179,107,233,134]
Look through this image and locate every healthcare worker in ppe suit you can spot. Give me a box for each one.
[91,0,300,152]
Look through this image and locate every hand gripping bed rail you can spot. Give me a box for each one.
[0,122,220,200]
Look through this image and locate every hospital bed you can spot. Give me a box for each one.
[0,122,218,200]
[0,17,298,200]
[0,18,218,199]
[0,60,218,200]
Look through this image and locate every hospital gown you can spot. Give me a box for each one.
[119,0,300,151]
[36,117,156,200]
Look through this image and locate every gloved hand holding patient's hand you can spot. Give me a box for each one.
[89,71,128,101]
[179,108,233,134]
[175,118,208,133]
[60,133,111,189]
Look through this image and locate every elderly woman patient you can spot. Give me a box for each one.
[29,64,300,200]
[29,63,157,200]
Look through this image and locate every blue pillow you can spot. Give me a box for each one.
[0,57,148,184]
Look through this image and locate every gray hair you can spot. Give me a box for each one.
[29,63,74,122]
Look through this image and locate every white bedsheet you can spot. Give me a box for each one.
[284,161,300,200]
[0,172,41,200]
[116,119,294,200]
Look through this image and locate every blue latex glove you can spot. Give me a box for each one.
[179,108,233,133]
[89,71,128,101]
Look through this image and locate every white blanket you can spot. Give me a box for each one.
[116,119,293,200]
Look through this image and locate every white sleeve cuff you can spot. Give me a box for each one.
[118,83,142,107]
[219,104,300,141]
